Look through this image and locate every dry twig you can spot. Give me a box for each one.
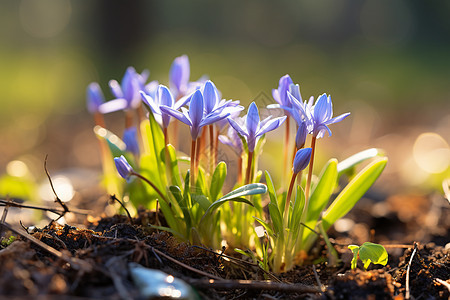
[405,242,418,300]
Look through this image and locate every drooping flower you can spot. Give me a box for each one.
[227,102,286,152]
[293,148,312,174]
[114,155,134,180]
[86,82,105,114]
[123,127,140,156]
[141,85,190,129]
[160,89,230,140]
[169,55,190,98]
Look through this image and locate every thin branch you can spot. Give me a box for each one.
[405,242,418,300]
[110,195,133,224]
[0,199,90,216]
[44,155,69,219]
[312,264,325,292]
[434,278,450,292]
[185,278,320,294]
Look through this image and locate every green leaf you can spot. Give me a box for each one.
[322,157,387,231]
[265,171,278,207]
[290,186,305,237]
[348,245,360,270]
[166,144,182,187]
[195,167,208,196]
[303,159,338,242]
[359,242,388,269]
[337,148,384,176]
[210,162,227,203]
[268,202,283,237]
[219,183,267,202]
[191,194,210,211]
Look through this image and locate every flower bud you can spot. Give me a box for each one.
[293,148,312,174]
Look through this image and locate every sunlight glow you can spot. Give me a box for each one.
[413,132,450,174]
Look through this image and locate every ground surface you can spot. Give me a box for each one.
[0,194,449,300]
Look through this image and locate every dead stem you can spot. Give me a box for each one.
[405,242,418,300]
[44,155,69,220]
[109,195,133,224]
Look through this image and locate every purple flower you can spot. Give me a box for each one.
[114,155,134,180]
[160,89,230,140]
[169,55,190,98]
[200,81,244,121]
[272,74,294,107]
[86,82,104,114]
[293,148,312,174]
[288,92,350,139]
[123,127,140,156]
[227,102,286,152]
[100,67,144,113]
[215,100,244,130]
[141,85,190,129]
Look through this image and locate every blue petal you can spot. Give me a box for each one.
[160,105,192,126]
[200,112,230,128]
[99,99,128,114]
[295,121,308,149]
[278,75,294,106]
[313,94,329,124]
[289,84,302,103]
[174,93,192,110]
[169,55,190,95]
[109,80,123,99]
[246,102,260,137]
[293,148,312,174]
[188,89,204,129]
[114,155,134,180]
[123,127,140,156]
[158,85,174,108]
[323,112,350,126]
[228,117,248,138]
[272,89,281,105]
[256,116,286,137]
[314,123,332,138]
[140,91,160,115]
[202,80,219,114]
[86,82,104,114]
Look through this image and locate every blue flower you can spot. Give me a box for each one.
[227,102,286,152]
[293,148,312,174]
[272,74,294,108]
[160,89,230,140]
[100,67,144,113]
[201,80,244,120]
[123,127,140,156]
[141,85,190,129]
[114,155,134,180]
[288,92,350,139]
[169,55,190,98]
[86,82,104,114]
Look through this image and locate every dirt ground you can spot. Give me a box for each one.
[0,190,449,300]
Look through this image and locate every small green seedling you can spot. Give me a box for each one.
[348,242,388,270]
[1,235,16,247]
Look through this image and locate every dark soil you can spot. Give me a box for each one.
[0,194,449,299]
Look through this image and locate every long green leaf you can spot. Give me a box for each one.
[219,183,267,202]
[322,157,387,231]
[253,216,275,238]
[265,171,278,207]
[166,144,182,187]
[290,186,305,237]
[337,148,384,176]
[306,159,338,226]
[268,202,283,237]
[210,162,227,203]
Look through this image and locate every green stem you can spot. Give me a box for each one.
[163,127,173,185]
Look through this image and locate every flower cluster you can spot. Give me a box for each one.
[86,56,386,274]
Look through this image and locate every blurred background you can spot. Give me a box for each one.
[0,0,449,216]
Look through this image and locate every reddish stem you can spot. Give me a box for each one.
[305,136,317,201]
[132,172,167,203]
[191,139,197,187]
[284,171,298,226]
